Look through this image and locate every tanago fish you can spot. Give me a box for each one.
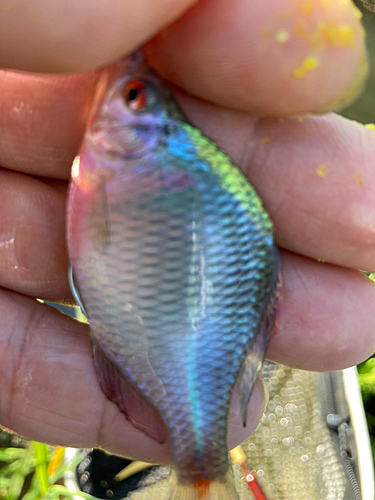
[67,51,281,500]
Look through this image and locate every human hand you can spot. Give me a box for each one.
[0,0,374,463]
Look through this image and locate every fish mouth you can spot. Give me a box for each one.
[88,118,162,159]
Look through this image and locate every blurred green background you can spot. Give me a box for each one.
[343,2,375,122]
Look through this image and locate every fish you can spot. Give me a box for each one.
[67,50,281,500]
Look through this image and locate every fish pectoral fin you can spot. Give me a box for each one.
[237,347,264,428]
[91,337,168,444]
[169,470,238,500]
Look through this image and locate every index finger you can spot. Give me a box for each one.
[147,0,367,114]
[0,0,367,116]
[0,0,195,72]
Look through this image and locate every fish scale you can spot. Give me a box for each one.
[68,52,281,500]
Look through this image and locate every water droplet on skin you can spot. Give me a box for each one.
[13,226,35,273]
[0,229,21,272]
[0,231,15,251]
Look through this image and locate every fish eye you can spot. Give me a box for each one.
[123,80,151,112]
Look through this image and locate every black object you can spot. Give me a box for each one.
[0,429,27,449]
[76,449,168,499]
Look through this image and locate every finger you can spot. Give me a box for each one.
[2,252,374,459]
[5,171,375,371]
[0,0,195,72]
[3,108,375,299]
[0,1,366,117]
[175,93,375,270]
[0,11,367,180]
[147,0,367,114]
[0,169,70,299]
[0,290,264,461]
[268,250,375,371]
[0,71,96,178]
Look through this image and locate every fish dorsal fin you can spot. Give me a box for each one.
[92,337,168,444]
[238,265,282,427]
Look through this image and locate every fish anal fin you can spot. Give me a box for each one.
[239,270,282,427]
[238,350,263,428]
[92,337,168,444]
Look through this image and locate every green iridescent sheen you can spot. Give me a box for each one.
[181,122,273,231]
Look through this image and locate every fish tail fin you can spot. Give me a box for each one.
[169,469,238,500]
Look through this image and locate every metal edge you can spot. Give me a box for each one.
[342,366,374,500]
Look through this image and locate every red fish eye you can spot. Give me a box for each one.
[123,80,148,111]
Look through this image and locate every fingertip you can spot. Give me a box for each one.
[147,0,368,115]
[267,252,375,372]
[0,0,196,72]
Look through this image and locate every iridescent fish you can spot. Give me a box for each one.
[67,51,281,500]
